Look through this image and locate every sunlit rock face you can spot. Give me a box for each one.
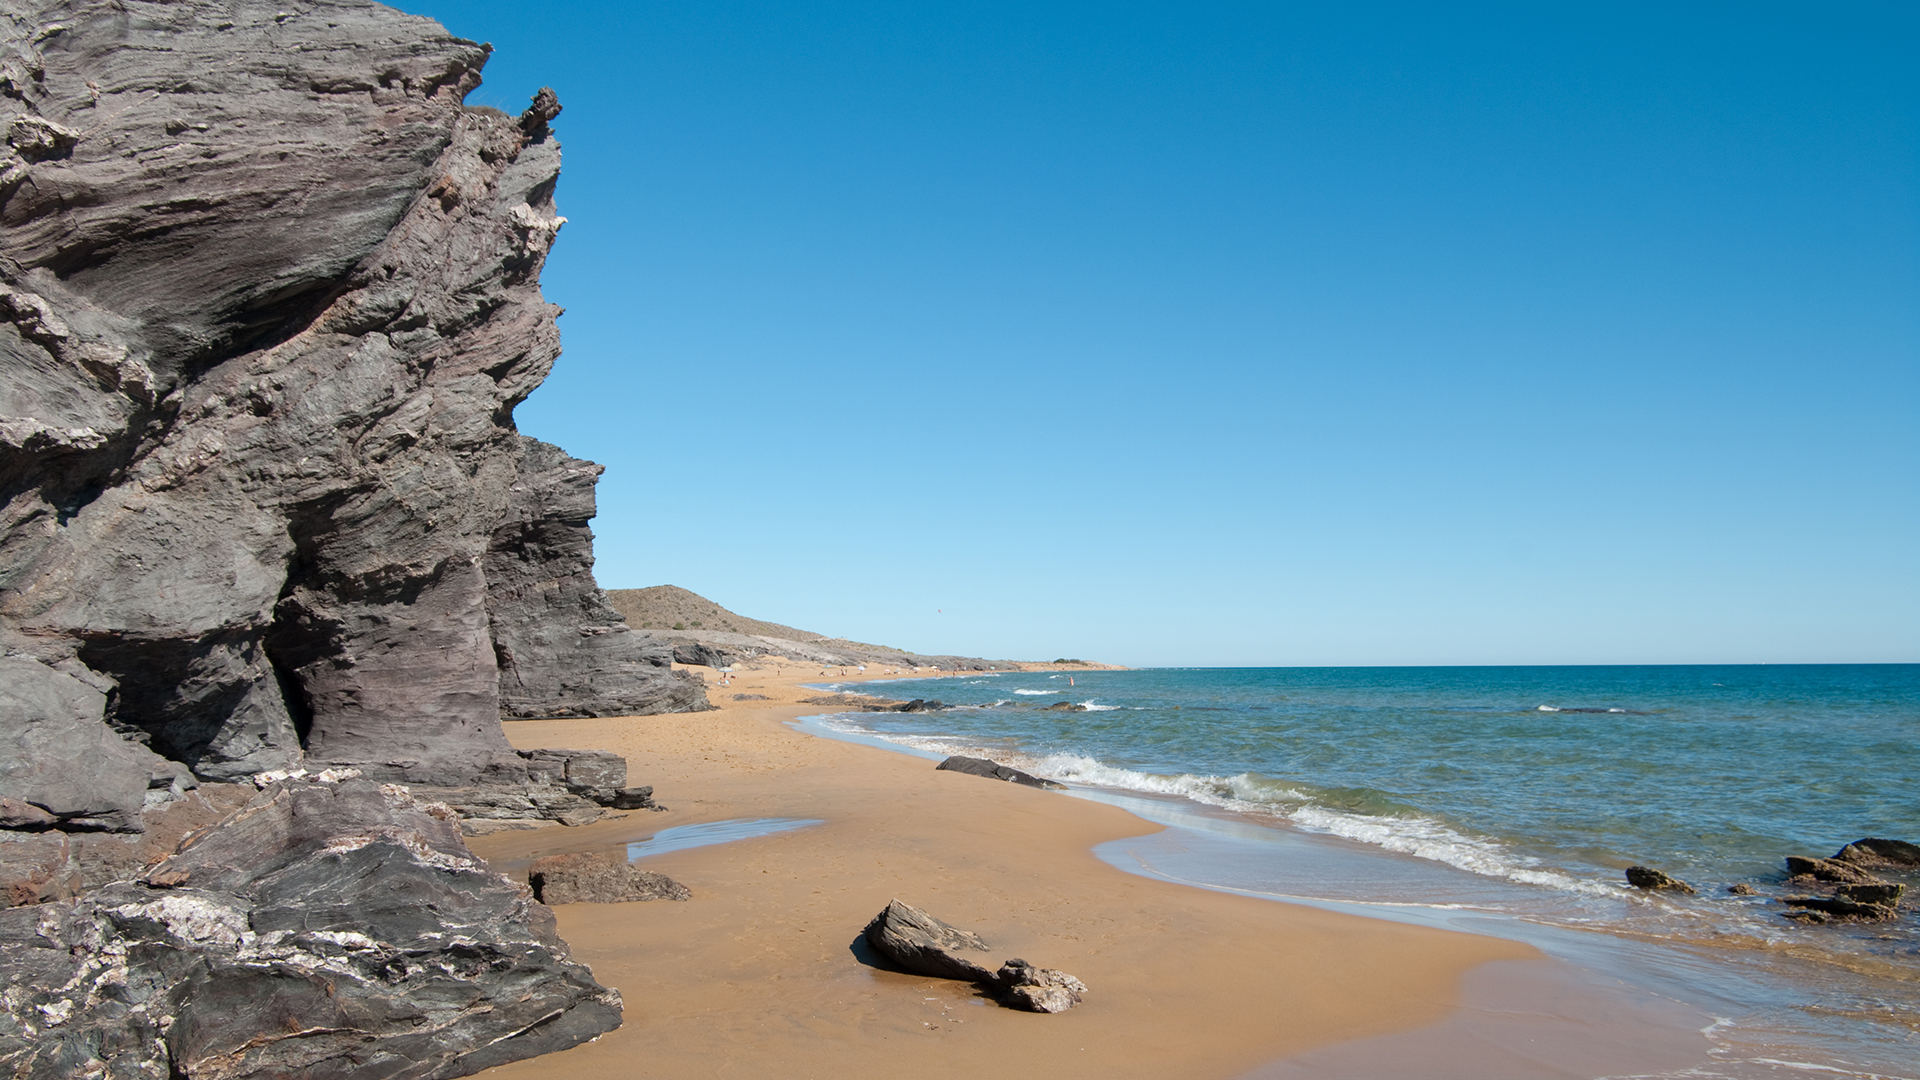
[0,0,705,804]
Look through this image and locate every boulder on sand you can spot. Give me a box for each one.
[996,958,1088,1013]
[935,755,1066,790]
[529,852,691,904]
[862,899,1088,1011]
[863,898,998,982]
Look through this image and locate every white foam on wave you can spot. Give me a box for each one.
[808,714,1621,901]
[1538,705,1560,712]
[1014,689,1062,695]
[1079,700,1121,711]
[1024,753,1619,897]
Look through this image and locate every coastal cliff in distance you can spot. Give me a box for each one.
[0,1,694,1073]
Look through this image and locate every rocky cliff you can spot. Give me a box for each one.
[0,0,703,798]
[0,2,702,1070]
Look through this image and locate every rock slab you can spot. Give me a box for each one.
[0,777,621,1078]
[862,899,1087,1012]
[528,851,690,904]
[935,754,1066,790]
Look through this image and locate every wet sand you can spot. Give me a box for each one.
[469,663,1583,1079]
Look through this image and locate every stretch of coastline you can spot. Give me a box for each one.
[468,661,1540,1079]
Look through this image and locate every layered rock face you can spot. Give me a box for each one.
[0,776,623,1078]
[0,0,704,807]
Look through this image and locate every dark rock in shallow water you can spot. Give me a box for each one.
[936,755,1066,790]
[1728,883,1759,896]
[1042,701,1087,712]
[1785,855,1884,886]
[995,958,1088,1013]
[1834,838,1920,870]
[863,898,999,982]
[0,777,621,1078]
[529,852,690,904]
[1782,882,1906,924]
[1625,866,1696,894]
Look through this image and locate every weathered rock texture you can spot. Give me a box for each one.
[527,851,690,904]
[862,899,1087,1012]
[1625,866,1695,894]
[0,0,703,828]
[0,776,622,1078]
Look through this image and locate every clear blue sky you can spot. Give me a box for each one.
[406,1,1916,666]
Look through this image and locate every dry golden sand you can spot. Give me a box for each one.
[470,662,1537,1080]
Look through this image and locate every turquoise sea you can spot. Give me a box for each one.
[799,664,1919,1079]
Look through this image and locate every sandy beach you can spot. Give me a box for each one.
[465,661,1562,1079]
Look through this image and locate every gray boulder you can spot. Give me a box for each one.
[861,899,1087,1011]
[935,754,1066,790]
[996,958,1088,1013]
[0,776,621,1078]
[528,852,690,904]
[863,898,999,982]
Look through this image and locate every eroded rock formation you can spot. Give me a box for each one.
[0,0,703,824]
[0,776,622,1078]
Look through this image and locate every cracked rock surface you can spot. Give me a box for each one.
[0,777,621,1079]
[0,0,703,836]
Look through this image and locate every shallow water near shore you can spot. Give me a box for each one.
[798,664,1920,1078]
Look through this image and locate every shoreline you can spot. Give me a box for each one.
[468,662,1713,1079]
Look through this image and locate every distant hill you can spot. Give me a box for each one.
[604,585,826,642]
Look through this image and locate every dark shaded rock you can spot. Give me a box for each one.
[1782,882,1906,923]
[1042,701,1087,712]
[1626,866,1696,894]
[895,698,948,712]
[1785,855,1884,886]
[862,901,1087,1012]
[0,776,621,1077]
[487,436,709,719]
[995,958,1087,1013]
[1834,838,1920,869]
[863,898,998,982]
[0,781,257,907]
[0,0,703,807]
[733,693,771,700]
[800,693,906,712]
[0,655,190,832]
[673,640,741,668]
[936,755,1067,791]
[604,785,659,810]
[528,852,690,904]
[1728,883,1758,896]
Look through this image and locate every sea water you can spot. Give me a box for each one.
[799,665,1920,1078]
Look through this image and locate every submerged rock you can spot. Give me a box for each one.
[1625,866,1696,894]
[1785,855,1884,886]
[935,755,1066,790]
[0,777,621,1078]
[1833,838,1920,870]
[528,852,690,904]
[1782,882,1906,924]
[1042,701,1088,712]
